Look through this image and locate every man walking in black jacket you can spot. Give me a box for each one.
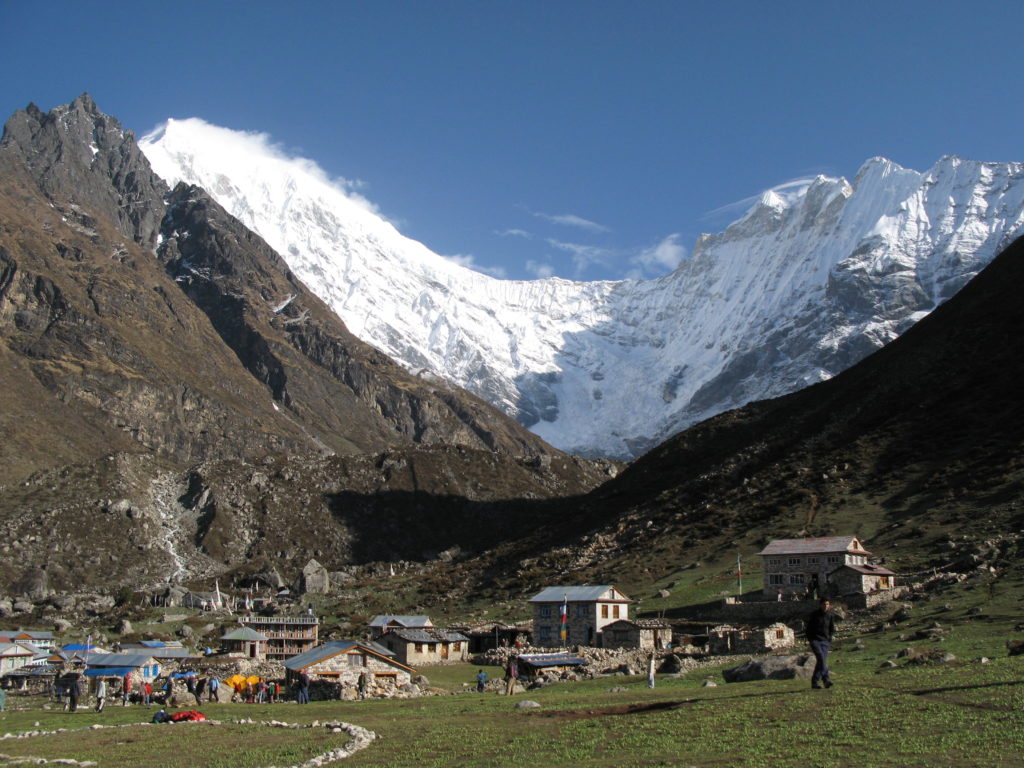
[806,597,836,689]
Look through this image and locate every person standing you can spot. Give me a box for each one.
[143,681,152,706]
[95,678,107,713]
[208,676,219,702]
[357,670,369,700]
[806,597,836,689]
[67,676,80,712]
[475,669,488,693]
[121,673,132,706]
[297,671,311,704]
[503,656,519,695]
[647,655,656,689]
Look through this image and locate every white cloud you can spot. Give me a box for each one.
[532,210,611,233]
[701,176,823,224]
[442,253,508,278]
[525,260,555,279]
[546,238,613,277]
[496,228,533,239]
[141,117,385,219]
[631,233,687,275]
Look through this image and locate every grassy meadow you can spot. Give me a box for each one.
[1,568,1021,767]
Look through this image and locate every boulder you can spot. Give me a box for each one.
[515,700,541,709]
[722,654,815,683]
[659,654,684,674]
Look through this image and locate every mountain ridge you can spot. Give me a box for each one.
[141,120,1024,458]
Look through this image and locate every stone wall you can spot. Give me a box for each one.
[307,650,411,697]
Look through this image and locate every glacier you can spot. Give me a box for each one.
[139,120,1024,458]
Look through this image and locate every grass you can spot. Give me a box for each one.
[2,572,1022,767]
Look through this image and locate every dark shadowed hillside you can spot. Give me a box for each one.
[434,237,1024,609]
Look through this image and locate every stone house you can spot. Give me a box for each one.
[828,563,896,596]
[446,621,528,653]
[708,623,795,655]
[221,626,269,659]
[758,536,877,598]
[0,642,36,674]
[600,618,673,650]
[283,640,414,699]
[82,652,161,682]
[529,586,634,647]
[0,631,56,652]
[378,628,469,666]
[368,615,433,640]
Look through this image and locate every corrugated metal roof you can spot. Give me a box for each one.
[0,642,34,655]
[282,640,357,671]
[221,627,269,642]
[518,652,588,668]
[602,618,671,629]
[528,586,632,603]
[838,563,896,576]
[390,629,468,644]
[757,536,872,556]
[84,653,157,668]
[368,615,433,628]
[146,648,196,659]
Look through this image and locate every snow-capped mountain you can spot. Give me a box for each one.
[140,120,1024,458]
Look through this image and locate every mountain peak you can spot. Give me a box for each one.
[140,119,1024,459]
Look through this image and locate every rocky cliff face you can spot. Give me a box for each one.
[0,95,612,595]
[0,95,562,487]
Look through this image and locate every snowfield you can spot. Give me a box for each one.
[141,121,1024,458]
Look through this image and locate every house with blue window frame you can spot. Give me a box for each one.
[528,586,634,648]
[81,652,161,682]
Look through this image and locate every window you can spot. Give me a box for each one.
[348,653,365,666]
[612,605,620,619]
[601,604,609,619]
[538,627,551,644]
[775,629,786,639]
[789,573,805,585]
[414,643,423,653]
[575,604,588,618]
[767,558,781,568]
[452,642,461,651]
[539,605,551,618]
[807,556,820,565]
[827,555,841,564]
[768,574,784,585]
[787,557,802,567]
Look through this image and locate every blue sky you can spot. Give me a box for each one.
[4,1,1024,281]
